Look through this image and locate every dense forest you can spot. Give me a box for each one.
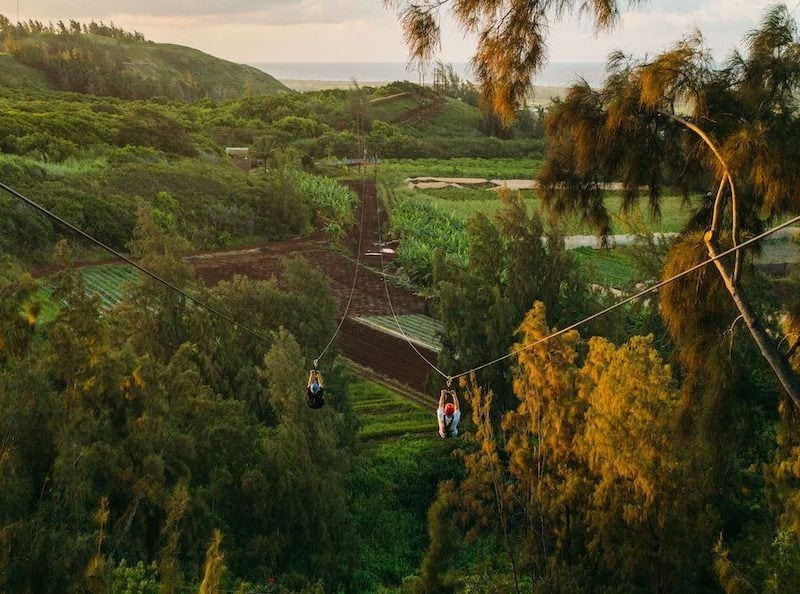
[2,6,800,594]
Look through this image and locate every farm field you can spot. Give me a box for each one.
[404,186,694,234]
[81,264,140,309]
[348,373,434,441]
[572,247,643,288]
[38,263,139,316]
[356,314,443,350]
[380,157,700,289]
[379,157,542,181]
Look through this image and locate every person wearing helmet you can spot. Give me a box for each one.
[437,388,461,438]
[307,369,325,409]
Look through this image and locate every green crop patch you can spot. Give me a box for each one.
[357,314,443,350]
[81,265,141,309]
[348,373,433,441]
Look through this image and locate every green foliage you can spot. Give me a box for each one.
[412,187,692,233]
[294,171,357,238]
[572,246,640,288]
[434,194,595,406]
[380,157,542,180]
[271,115,331,139]
[109,560,159,594]
[419,305,717,592]
[0,73,542,265]
[0,220,359,592]
[350,435,461,591]
[116,106,197,156]
[1,153,314,260]
[388,195,468,285]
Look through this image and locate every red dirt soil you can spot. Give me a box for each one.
[191,178,440,392]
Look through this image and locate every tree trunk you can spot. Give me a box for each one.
[704,231,800,406]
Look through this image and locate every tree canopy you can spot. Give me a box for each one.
[538,4,800,404]
[387,0,639,121]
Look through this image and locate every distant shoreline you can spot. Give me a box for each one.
[253,61,604,88]
[278,79,568,106]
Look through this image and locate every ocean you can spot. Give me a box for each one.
[250,61,605,87]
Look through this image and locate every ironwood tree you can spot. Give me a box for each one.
[537,4,800,404]
[385,0,636,122]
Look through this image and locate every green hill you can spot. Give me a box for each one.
[0,53,57,91]
[0,26,290,100]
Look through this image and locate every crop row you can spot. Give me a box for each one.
[358,314,443,350]
[81,265,140,308]
[388,197,468,286]
[295,171,357,239]
[348,373,432,441]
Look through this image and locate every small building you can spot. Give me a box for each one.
[225,147,263,172]
[225,147,250,159]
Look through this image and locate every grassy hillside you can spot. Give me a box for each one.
[2,30,290,100]
[0,53,56,91]
[86,35,291,97]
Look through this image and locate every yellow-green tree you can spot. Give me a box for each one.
[577,335,711,591]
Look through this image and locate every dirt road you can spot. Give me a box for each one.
[190,178,440,391]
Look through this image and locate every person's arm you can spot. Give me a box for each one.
[317,372,324,388]
[438,390,447,409]
[308,370,315,387]
[452,392,460,411]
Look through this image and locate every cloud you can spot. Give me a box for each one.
[15,0,386,25]
[9,0,781,64]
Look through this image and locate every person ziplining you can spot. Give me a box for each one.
[4,178,800,423]
[437,384,461,439]
[307,367,325,409]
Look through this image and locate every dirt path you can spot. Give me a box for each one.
[192,180,427,318]
[190,178,440,391]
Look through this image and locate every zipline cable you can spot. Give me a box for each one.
[7,175,800,385]
[373,173,450,380]
[0,180,273,343]
[371,170,800,384]
[452,215,800,381]
[312,128,370,366]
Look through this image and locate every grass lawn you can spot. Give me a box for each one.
[409,187,694,234]
[348,373,434,441]
[573,247,643,288]
[380,157,542,181]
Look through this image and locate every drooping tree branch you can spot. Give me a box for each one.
[662,112,800,405]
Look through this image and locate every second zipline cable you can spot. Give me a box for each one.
[312,137,370,366]
[370,173,800,385]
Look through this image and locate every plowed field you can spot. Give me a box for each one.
[191,178,439,391]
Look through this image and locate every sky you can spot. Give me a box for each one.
[2,0,788,65]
